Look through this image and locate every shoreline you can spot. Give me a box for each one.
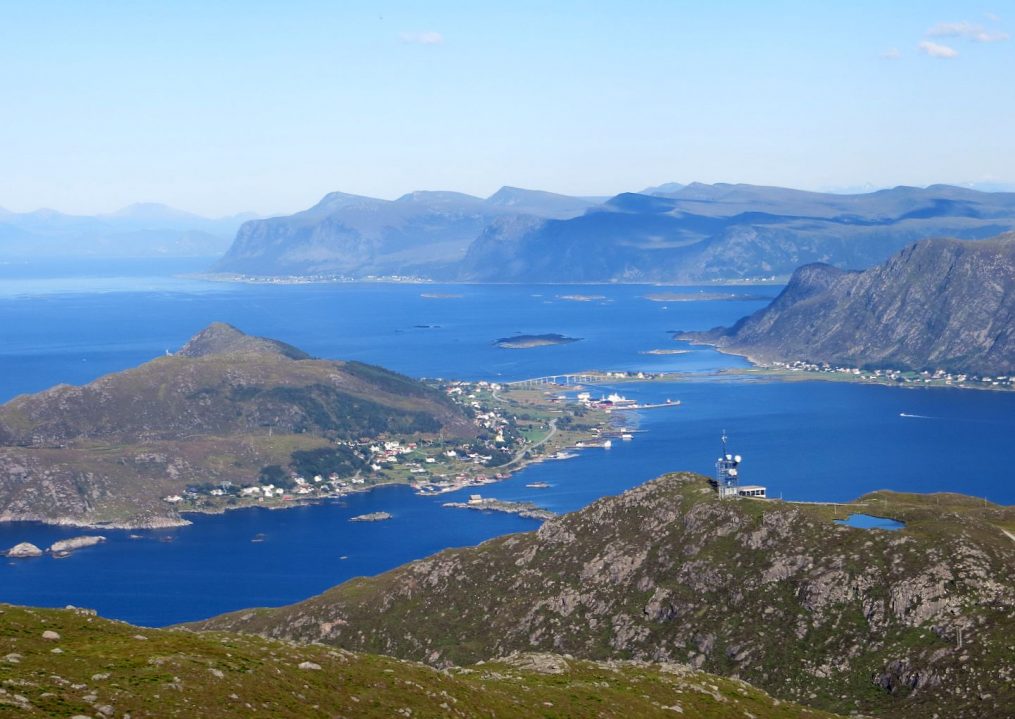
[0,387,622,530]
[681,340,1015,393]
[184,273,788,288]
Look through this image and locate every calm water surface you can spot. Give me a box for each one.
[1,260,1012,625]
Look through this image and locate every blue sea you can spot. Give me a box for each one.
[2,258,1013,626]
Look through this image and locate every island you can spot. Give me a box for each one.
[5,542,43,558]
[48,536,106,557]
[494,333,581,349]
[348,512,392,523]
[558,294,606,302]
[644,291,772,302]
[443,497,556,520]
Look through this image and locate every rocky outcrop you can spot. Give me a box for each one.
[4,542,43,558]
[195,473,1015,719]
[683,234,1015,375]
[48,536,105,555]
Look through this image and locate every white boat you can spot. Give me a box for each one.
[602,439,612,449]
[621,433,633,441]
[526,482,552,488]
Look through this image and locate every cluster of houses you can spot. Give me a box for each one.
[775,361,1014,389]
[162,380,537,507]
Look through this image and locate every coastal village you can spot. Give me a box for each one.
[162,378,618,514]
[757,360,1015,390]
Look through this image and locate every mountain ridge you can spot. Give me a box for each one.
[209,182,1015,281]
[681,233,1015,375]
[193,472,1015,718]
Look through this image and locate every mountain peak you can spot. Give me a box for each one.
[177,323,313,360]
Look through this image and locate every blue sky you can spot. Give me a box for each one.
[1,1,1012,216]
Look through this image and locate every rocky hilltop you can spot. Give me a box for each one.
[683,234,1015,375]
[0,604,842,719]
[195,473,1015,719]
[0,323,472,527]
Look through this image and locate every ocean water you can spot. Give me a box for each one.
[1,259,1013,626]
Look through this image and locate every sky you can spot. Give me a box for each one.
[1,0,1013,216]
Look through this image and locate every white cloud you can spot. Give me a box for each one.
[881,47,902,60]
[919,40,959,58]
[399,31,444,46]
[928,20,1009,43]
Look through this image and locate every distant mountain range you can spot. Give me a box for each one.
[0,202,254,258]
[682,233,1015,375]
[212,187,597,278]
[211,183,1015,282]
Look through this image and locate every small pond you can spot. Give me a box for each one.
[835,514,905,531]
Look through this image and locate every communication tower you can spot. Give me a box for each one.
[712,430,742,498]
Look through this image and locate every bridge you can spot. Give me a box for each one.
[504,372,619,388]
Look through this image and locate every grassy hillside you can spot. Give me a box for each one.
[0,604,845,719]
[0,324,473,527]
[195,473,1015,718]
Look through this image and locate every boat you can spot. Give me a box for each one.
[621,433,633,441]
[525,482,552,488]
[602,439,612,449]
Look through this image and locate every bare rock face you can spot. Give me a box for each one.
[5,542,43,558]
[683,234,1015,375]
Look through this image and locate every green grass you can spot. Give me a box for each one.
[0,604,845,719]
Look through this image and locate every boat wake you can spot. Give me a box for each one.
[899,412,933,419]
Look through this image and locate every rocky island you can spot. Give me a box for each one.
[494,333,581,349]
[4,542,43,558]
[348,512,392,522]
[442,497,556,520]
[48,536,106,556]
